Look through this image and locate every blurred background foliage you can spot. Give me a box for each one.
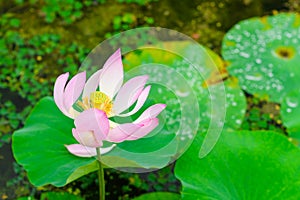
[0,0,298,199]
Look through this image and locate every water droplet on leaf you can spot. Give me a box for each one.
[286,96,298,108]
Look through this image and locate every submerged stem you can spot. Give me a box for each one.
[96,148,105,200]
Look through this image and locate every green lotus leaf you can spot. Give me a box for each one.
[126,44,246,132]
[12,97,179,186]
[12,97,95,187]
[175,130,300,199]
[281,90,300,141]
[132,192,181,200]
[106,138,178,170]
[123,43,246,158]
[222,13,300,102]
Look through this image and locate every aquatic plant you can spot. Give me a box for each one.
[6,0,300,197]
[12,47,170,200]
[223,12,300,145]
[175,130,300,199]
[222,13,300,103]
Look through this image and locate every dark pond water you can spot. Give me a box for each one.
[0,143,16,198]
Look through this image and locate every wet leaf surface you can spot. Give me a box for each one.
[222,13,300,102]
[175,130,300,199]
[281,90,300,141]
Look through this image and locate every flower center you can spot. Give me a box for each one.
[76,91,113,117]
[90,91,113,116]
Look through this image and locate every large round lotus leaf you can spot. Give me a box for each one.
[222,13,300,102]
[123,42,246,157]
[175,130,300,199]
[123,42,246,133]
[12,97,177,186]
[281,90,300,140]
[12,97,95,187]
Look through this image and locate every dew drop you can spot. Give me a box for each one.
[268,72,274,77]
[245,73,263,81]
[286,108,292,113]
[236,119,242,124]
[292,38,298,44]
[255,58,262,64]
[285,32,292,38]
[175,90,190,97]
[239,52,250,58]
[286,96,298,108]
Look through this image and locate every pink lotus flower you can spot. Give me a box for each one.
[53,49,166,157]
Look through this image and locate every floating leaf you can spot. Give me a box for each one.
[281,90,300,140]
[12,97,95,186]
[222,13,300,102]
[175,130,300,199]
[123,42,246,158]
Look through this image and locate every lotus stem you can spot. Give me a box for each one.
[96,148,105,200]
